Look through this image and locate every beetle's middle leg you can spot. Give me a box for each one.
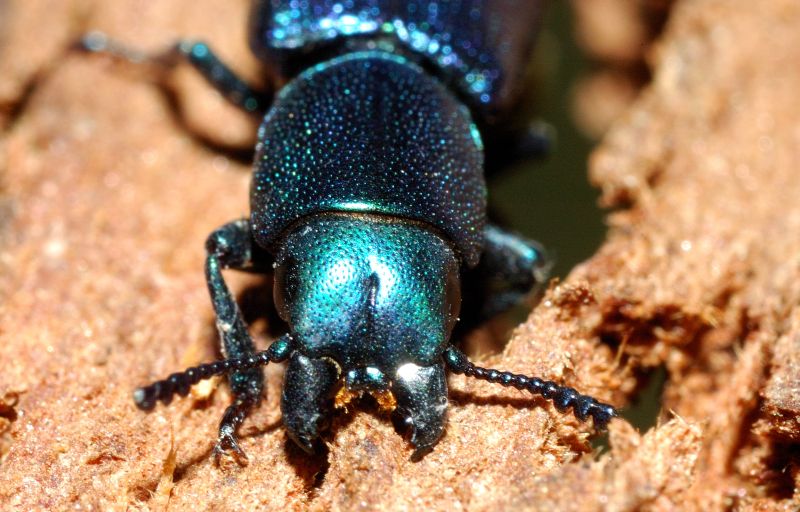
[484,120,555,174]
[80,32,272,115]
[459,224,553,330]
[204,219,274,464]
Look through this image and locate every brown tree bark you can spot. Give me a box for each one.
[1,1,798,510]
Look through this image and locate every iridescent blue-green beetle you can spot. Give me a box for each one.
[84,0,616,463]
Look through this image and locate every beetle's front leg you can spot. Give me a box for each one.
[204,219,272,465]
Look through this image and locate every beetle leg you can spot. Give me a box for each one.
[484,120,554,173]
[80,32,272,114]
[460,224,552,329]
[392,363,448,460]
[169,39,271,114]
[204,219,273,465]
[509,120,554,161]
[281,352,341,453]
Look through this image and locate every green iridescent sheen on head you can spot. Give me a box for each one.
[273,213,460,377]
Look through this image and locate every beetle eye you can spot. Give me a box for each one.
[443,267,462,335]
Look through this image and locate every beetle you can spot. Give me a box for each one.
[83,0,617,464]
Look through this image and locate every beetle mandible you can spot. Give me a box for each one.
[83,0,617,464]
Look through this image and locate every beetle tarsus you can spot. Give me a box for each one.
[213,395,258,466]
[444,346,618,430]
[213,431,249,466]
[79,31,150,63]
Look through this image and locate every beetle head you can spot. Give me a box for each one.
[272,213,461,393]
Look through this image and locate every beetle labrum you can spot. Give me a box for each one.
[83,0,617,464]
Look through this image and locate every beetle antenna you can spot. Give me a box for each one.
[443,346,617,429]
[133,334,293,411]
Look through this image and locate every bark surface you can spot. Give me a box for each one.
[1,0,799,510]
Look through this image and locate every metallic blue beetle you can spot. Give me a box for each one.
[85,0,616,463]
